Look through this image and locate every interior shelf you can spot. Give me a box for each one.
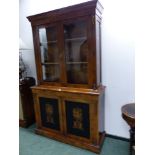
[41,62,60,65]
[65,37,86,42]
[40,40,57,46]
[66,62,88,64]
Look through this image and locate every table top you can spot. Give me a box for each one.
[121,103,135,119]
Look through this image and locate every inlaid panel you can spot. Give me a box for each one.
[39,97,60,130]
[65,101,90,138]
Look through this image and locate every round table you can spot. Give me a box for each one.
[121,103,135,155]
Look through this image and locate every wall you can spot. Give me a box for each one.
[19,0,135,138]
[101,0,135,138]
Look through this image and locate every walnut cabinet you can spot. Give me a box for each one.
[27,0,105,153]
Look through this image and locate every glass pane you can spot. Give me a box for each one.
[96,21,101,84]
[39,27,60,82]
[64,21,88,84]
[67,64,88,84]
[42,64,60,82]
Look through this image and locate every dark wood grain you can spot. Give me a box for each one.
[19,77,35,127]
[27,0,103,26]
[121,103,135,127]
[121,103,135,155]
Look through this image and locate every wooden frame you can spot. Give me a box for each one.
[27,0,105,153]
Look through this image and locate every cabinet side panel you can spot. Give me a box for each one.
[87,16,97,88]
[32,26,43,84]
[19,92,24,120]
[89,101,99,145]
[96,18,102,86]
[98,93,105,132]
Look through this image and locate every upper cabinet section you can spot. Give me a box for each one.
[27,0,103,89]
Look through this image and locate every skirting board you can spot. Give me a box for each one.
[106,134,129,142]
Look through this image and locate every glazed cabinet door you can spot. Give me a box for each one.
[63,18,90,86]
[38,25,62,83]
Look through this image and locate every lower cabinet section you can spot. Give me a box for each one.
[32,85,105,153]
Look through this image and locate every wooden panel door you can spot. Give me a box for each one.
[33,93,64,134]
[39,97,60,131]
[62,96,99,145]
[65,100,90,138]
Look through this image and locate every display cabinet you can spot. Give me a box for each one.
[27,0,105,153]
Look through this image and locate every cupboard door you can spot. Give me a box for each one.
[63,20,89,84]
[39,97,60,131]
[39,26,61,82]
[65,100,90,138]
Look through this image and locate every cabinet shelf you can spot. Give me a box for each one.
[66,62,88,65]
[41,62,60,65]
[43,78,59,82]
[40,37,86,46]
[40,40,57,46]
[65,37,86,42]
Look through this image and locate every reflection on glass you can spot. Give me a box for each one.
[39,27,60,82]
[42,64,60,82]
[39,27,59,63]
[64,21,88,84]
[67,64,88,84]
